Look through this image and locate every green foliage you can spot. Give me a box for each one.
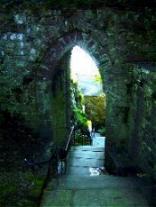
[0,170,44,207]
[71,81,84,110]
[93,74,102,84]
[74,129,91,145]
[74,129,82,145]
[98,127,106,136]
[84,95,106,129]
[71,80,88,129]
[73,107,88,128]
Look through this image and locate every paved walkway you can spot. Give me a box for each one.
[40,133,149,207]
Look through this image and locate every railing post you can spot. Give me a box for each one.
[73,128,75,145]
[65,125,75,151]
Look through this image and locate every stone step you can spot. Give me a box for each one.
[68,152,104,161]
[41,188,149,207]
[41,135,150,207]
[70,146,104,152]
[67,157,104,167]
[54,175,143,190]
[68,152,104,159]
[66,166,105,176]
[43,175,149,207]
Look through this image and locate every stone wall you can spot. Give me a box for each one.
[51,52,71,147]
[0,6,156,205]
[128,64,156,180]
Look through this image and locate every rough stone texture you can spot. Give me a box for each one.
[51,52,72,147]
[1,5,156,205]
[41,143,150,207]
[128,65,156,180]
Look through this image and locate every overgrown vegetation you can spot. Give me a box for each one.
[84,95,106,130]
[0,170,44,207]
[71,80,88,129]
[0,111,46,207]
[70,80,91,144]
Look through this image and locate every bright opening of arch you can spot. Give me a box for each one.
[70,45,103,96]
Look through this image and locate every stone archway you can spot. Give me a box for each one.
[40,30,133,175]
[1,7,156,206]
[40,30,111,162]
[42,31,110,81]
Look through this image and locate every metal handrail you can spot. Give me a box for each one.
[65,125,75,152]
[23,146,58,170]
[24,126,75,170]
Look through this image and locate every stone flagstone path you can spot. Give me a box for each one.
[40,133,149,207]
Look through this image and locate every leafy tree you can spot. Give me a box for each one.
[84,95,106,130]
[71,80,87,127]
